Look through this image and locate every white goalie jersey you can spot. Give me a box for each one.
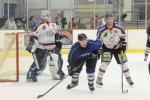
[31,23,59,50]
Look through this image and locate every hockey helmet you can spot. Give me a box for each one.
[78,33,87,41]
[105,13,114,19]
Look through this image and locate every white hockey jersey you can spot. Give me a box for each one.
[31,22,59,50]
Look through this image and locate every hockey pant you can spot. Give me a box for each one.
[27,48,48,80]
[70,58,97,88]
[97,50,131,80]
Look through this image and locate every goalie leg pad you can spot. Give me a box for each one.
[49,52,61,79]
[57,53,65,78]
[27,63,39,82]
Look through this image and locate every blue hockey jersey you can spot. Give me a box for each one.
[68,39,102,65]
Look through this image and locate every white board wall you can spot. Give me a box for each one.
[73,29,147,50]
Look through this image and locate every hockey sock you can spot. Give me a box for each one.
[87,73,95,91]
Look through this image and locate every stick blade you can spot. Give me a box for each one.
[122,89,128,94]
[36,95,44,99]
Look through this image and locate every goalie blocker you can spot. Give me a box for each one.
[26,36,39,53]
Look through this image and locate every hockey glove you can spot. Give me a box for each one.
[148,35,150,41]
[90,53,97,59]
[119,52,128,63]
[97,49,102,59]
[67,65,75,76]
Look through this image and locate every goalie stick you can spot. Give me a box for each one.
[32,53,40,69]
[36,61,85,99]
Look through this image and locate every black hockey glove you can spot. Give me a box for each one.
[67,65,75,76]
[89,49,102,60]
[90,53,97,59]
[118,38,126,49]
[97,49,102,59]
[148,35,150,41]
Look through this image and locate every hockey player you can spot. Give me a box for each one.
[67,33,102,91]
[144,24,150,61]
[26,10,68,82]
[96,13,134,87]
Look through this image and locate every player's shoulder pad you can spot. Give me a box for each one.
[37,23,46,30]
[98,24,106,32]
[97,24,106,38]
[72,42,80,48]
[31,22,42,31]
[88,39,102,45]
[114,22,125,33]
[87,39,94,43]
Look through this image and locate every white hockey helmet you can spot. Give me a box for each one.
[40,10,51,22]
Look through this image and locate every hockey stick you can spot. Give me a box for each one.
[36,61,85,99]
[31,53,44,75]
[32,53,40,69]
[120,51,128,94]
[148,63,150,75]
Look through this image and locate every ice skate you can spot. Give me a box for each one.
[126,77,134,86]
[67,83,78,89]
[89,86,95,91]
[96,77,103,88]
[26,71,38,82]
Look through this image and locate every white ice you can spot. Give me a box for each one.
[0,53,150,100]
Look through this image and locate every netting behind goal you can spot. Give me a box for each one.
[0,31,19,82]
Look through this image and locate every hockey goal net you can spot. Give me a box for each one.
[0,30,19,82]
[0,30,72,82]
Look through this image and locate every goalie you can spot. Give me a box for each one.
[26,10,71,82]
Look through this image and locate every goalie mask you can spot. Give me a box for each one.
[41,10,51,22]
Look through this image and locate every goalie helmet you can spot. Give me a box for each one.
[41,10,51,22]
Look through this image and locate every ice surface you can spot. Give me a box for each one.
[0,53,150,100]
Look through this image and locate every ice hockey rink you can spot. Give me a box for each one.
[0,53,150,100]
